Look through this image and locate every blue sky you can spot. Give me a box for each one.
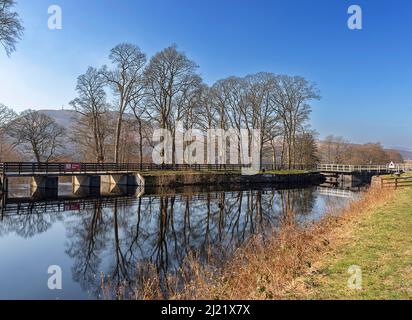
[1,0,412,149]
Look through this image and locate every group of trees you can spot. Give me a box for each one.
[70,43,321,168]
[0,105,66,162]
[318,135,403,165]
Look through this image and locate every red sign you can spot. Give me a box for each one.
[65,163,81,171]
[64,203,81,211]
[71,163,81,170]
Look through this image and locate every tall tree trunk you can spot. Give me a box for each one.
[114,113,123,163]
[272,144,277,170]
[92,117,100,163]
[138,117,143,169]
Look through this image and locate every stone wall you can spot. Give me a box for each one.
[142,172,324,188]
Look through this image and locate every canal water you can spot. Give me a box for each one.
[0,184,359,299]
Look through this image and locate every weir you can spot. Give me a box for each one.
[31,176,59,190]
[72,175,101,188]
[0,162,147,197]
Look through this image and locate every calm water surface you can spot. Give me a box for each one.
[0,184,358,299]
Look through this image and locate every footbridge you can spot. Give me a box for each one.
[0,162,147,194]
[317,163,412,187]
[317,164,412,174]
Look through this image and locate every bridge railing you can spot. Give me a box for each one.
[0,162,312,176]
[316,164,412,173]
[317,164,404,172]
[2,162,410,176]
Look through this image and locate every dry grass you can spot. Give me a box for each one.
[101,186,395,300]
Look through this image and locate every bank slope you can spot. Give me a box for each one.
[306,187,412,299]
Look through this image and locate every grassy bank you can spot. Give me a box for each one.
[303,187,412,299]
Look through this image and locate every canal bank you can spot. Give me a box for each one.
[134,185,410,300]
[302,187,412,299]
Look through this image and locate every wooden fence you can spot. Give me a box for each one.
[380,176,412,189]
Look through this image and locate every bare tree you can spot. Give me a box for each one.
[319,135,349,164]
[144,44,201,163]
[271,75,320,169]
[195,84,218,131]
[70,113,112,162]
[243,73,280,165]
[0,103,18,161]
[101,43,146,163]
[70,67,108,163]
[130,95,152,168]
[210,77,246,164]
[0,103,16,132]
[0,0,24,56]
[8,110,65,162]
[294,130,319,169]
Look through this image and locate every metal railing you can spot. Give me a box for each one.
[0,162,312,177]
[317,164,412,173]
[2,162,411,177]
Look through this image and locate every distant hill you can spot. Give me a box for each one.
[39,109,79,129]
[394,148,412,161]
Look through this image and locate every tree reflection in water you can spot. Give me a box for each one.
[66,187,319,298]
[0,186,349,299]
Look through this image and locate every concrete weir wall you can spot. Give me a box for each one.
[72,174,145,188]
[101,174,145,187]
[28,173,145,194]
[30,176,59,189]
[72,175,101,188]
[142,172,323,188]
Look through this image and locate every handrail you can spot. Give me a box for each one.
[317,164,412,173]
[0,162,312,176]
[2,162,411,176]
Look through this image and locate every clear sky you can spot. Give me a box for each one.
[1,0,412,149]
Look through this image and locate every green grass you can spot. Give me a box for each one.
[381,172,412,178]
[307,188,412,299]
